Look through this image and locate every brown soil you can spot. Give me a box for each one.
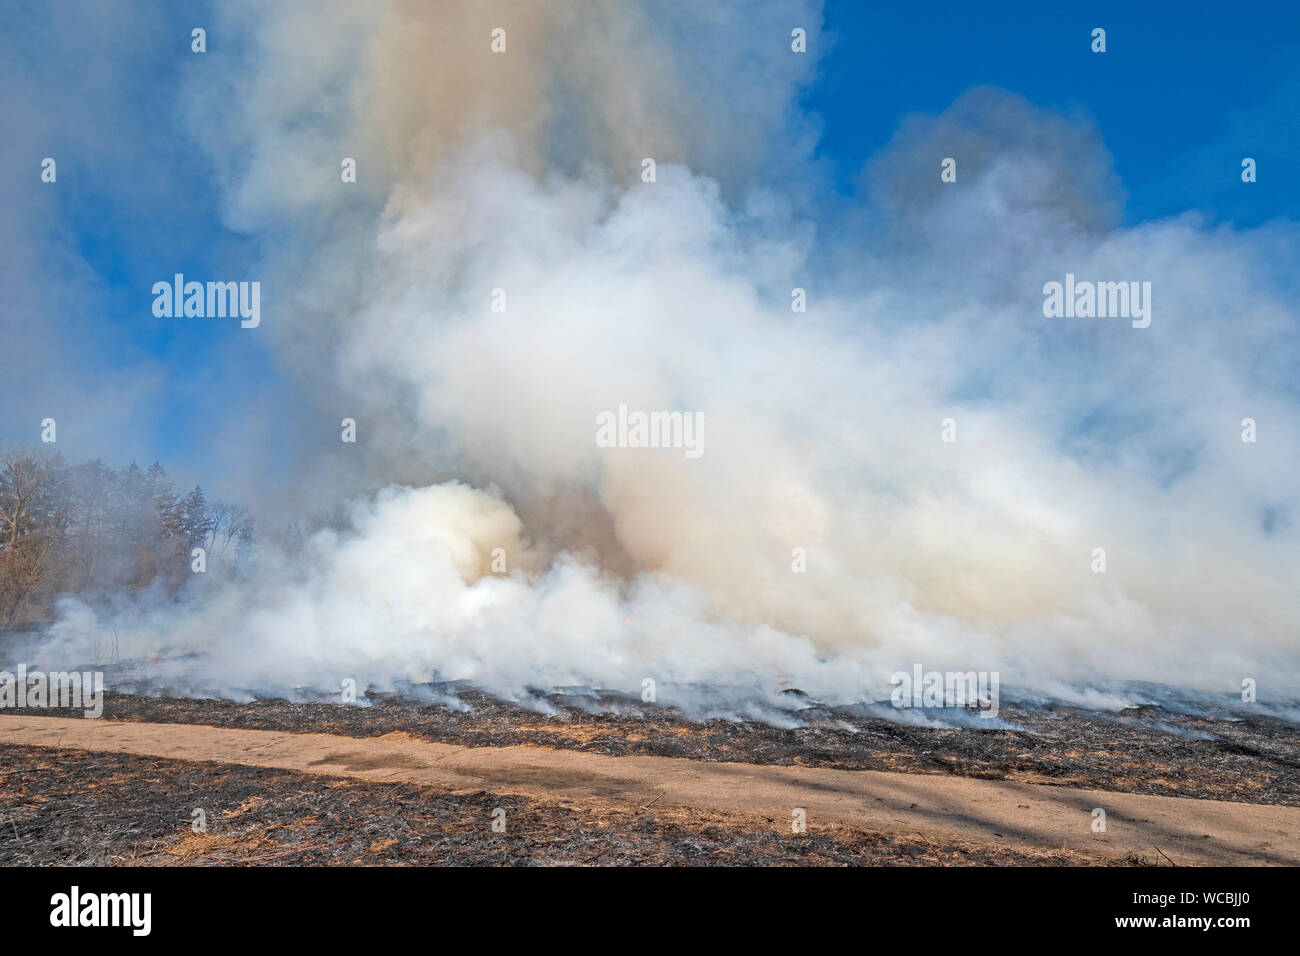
[4,714,1297,865]
[26,689,1296,806]
[0,743,1106,867]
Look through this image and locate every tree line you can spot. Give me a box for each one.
[0,444,254,624]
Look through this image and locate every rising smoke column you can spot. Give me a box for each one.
[40,1,1300,712]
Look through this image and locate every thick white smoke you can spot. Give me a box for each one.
[39,2,1300,714]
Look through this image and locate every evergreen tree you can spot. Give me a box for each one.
[177,485,214,551]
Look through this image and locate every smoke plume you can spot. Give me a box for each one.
[35,1,1300,716]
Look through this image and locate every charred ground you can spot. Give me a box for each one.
[0,743,1116,866]
[8,687,1296,807]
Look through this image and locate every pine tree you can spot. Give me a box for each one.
[145,462,178,527]
[177,486,213,551]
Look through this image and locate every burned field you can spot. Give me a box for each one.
[15,687,1299,808]
[3,634,1294,866]
[0,743,1109,866]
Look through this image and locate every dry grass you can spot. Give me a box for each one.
[0,744,1120,867]
[39,690,1297,807]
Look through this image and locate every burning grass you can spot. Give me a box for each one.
[23,689,1296,807]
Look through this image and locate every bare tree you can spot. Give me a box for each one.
[207,502,253,561]
[0,446,67,621]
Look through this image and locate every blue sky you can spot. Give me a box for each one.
[6,0,1300,494]
[806,0,1300,224]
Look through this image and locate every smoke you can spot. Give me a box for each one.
[32,1,1300,714]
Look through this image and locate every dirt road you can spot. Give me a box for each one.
[2,714,1295,865]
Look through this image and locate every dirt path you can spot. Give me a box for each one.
[2,714,1296,865]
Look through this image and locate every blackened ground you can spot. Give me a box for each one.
[11,689,1296,806]
[0,744,1122,866]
